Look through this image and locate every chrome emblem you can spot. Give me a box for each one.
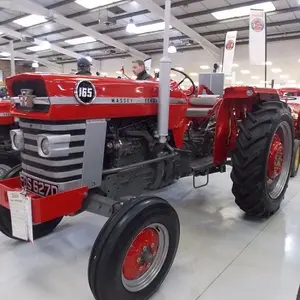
[19,89,35,108]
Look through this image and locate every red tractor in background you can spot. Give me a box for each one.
[278,88,300,177]
[0,99,20,177]
[0,70,294,300]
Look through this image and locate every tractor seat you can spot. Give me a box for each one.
[190,95,220,106]
[186,107,211,118]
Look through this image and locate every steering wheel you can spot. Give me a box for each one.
[171,68,196,97]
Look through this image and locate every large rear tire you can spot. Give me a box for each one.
[88,196,180,300]
[231,101,294,217]
[0,152,20,179]
[0,163,62,240]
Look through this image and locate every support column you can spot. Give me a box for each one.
[10,41,16,76]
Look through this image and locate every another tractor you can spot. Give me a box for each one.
[0,98,20,177]
[278,88,300,177]
[0,70,294,300]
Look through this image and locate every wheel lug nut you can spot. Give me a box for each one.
[143,246,147,251]
[137,258,141,263]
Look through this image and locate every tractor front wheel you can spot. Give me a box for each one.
[88,196,180,300]
[291,139,300,177]
[231,101,294,217]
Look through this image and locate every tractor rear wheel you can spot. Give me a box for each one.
[88,196,180,300]
[231,101,294,217]
[291,139,300,177]
[0,164,63,240]
[0,152,21,179]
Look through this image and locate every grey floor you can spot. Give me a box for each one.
[1,168,300,300]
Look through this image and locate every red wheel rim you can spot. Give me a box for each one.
[267,133,284,180]
[121,223,169,292]
[123,228,159,281]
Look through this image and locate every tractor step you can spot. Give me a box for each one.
[191,156,226,189]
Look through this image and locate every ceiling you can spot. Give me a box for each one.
[0,0,299,66]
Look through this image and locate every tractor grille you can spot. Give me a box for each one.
[19,119,86,183]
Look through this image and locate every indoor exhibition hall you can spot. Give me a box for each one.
[0,0,300,300]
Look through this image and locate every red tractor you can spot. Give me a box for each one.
[0,99,20,177]
[278,88,300,177]
[0,70,294,300]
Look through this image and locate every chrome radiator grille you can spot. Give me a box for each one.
[19,119,86,184]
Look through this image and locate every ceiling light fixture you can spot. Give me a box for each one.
[65,36,96,45]
[232,63,239,68]
[241,69,250,74]
[27,41,51,52]
[189,72,198,76]
[175,67,184,71]
[75,0,117,9]
[32,61,39,68]
[126,19,137,34]
[200,65,210,70]
[168,43,177,54]
[0,52,10,57]
[280,74,289,79]
[136,22,172,34]
[13,14,47,27]
[271,68,282,73]
[212,1,276,20]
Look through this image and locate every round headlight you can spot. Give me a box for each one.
[12,131,24,150]
[41,138,50,155]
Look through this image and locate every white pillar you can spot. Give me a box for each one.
[10,41,16,76]
[158,0,172,143]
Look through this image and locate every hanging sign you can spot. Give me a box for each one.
[249,9,266,65]
[223,31,238,75]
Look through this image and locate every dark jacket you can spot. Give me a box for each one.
[76,71,92,76]
[136,70,153,81]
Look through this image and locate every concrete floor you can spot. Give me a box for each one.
[1,169,300,300]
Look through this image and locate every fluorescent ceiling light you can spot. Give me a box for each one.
[175,67,184,71]
[280,74,289,79]
[116,71,122,75]
[241,70,250,74]
[232,63,239,67]
[272,68,282,73]
[65,36,96,45]
[135,22,172,34]
[251,75,260,79]
[189,72,198,76]
[27,41,51,52]
[75,0,117,9]
[225,76,232,80]
[287,79,296,84]
[265,61,273,66]
[13,14,47,27]
[0,52,10,57]
[200,65,210,70]
[212,2,276,20]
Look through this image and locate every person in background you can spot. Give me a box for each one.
[76,57,92,76]
[132,60,153,80]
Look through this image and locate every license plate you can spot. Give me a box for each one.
[20,174,58,197]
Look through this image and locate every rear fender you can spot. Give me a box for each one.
[213,86,281,165]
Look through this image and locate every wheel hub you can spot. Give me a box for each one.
[122,228,159,281]
[268,133,284,179]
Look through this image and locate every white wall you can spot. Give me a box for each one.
[38,38,300,88]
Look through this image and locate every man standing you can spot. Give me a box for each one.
[132,60,153,80]
[76,57,92,76]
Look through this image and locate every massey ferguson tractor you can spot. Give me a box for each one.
[278,88,300,177]
[0,70,294,300]
[0,99,20,177]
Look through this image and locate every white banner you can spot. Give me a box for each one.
[223,31,237,75]
[249,9,266,65]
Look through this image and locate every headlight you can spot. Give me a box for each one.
[37,134,71,158]
[10,129,24,151]
[40,138,50,156]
